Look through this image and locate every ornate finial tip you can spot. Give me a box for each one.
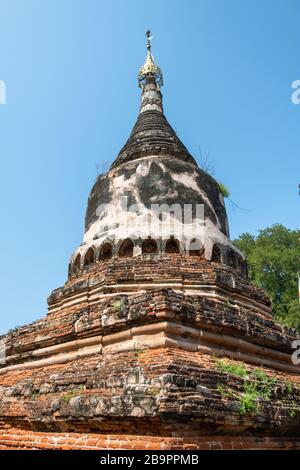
[146,30,152,50]
[138,30,163,89]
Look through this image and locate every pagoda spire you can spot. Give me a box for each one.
[111,30,197,168]
[138,30,164,114]
[138,30,163,89]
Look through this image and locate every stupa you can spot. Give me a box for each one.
[0,32,299,450]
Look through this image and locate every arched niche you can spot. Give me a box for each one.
[99,242,113,261]
[74,253,81,270]
[165,237,180,254]
[84,247,95,266]
[211,244,222,263]
[142,237,158,254]
[188,239,204,257]
[118,238,134,258]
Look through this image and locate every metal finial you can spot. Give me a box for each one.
[138,30,163,89]
[146,30,153,51]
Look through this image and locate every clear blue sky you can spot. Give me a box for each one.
[0,0,299,333]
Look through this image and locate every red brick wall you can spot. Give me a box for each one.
[0,428,299,450]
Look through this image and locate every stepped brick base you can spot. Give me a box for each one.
[0,256,299,450]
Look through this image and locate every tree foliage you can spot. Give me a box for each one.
[234,224,300,331]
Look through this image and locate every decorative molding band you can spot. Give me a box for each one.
[1,321,298,375]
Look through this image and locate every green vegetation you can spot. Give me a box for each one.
[29,392,38,401]
[251,368,277,399]
[62,391,78,402]
[234,224,300,331]
[215,359,298,417]
[237,370,277,415]
[148,387,161,396]
[215,359,248,378]
[288,407,298,418]
[112,300,122,313]
[218,182,231,198]
[238,382,260,415]
[8,325,22,335]
[285,381,294,395]
[62,385,85,403]
[216,384,233,399]
[132,349,142,358]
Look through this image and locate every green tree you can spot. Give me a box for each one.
[234,224,300,330]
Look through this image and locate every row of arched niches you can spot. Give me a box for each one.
[69,236,247,278]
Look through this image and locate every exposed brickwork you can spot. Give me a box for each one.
[0,347,299,446]
[3,32,298,450]
[0,428,300,450]
[1,256,299,450]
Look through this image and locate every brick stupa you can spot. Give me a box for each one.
[0,32,299,450]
